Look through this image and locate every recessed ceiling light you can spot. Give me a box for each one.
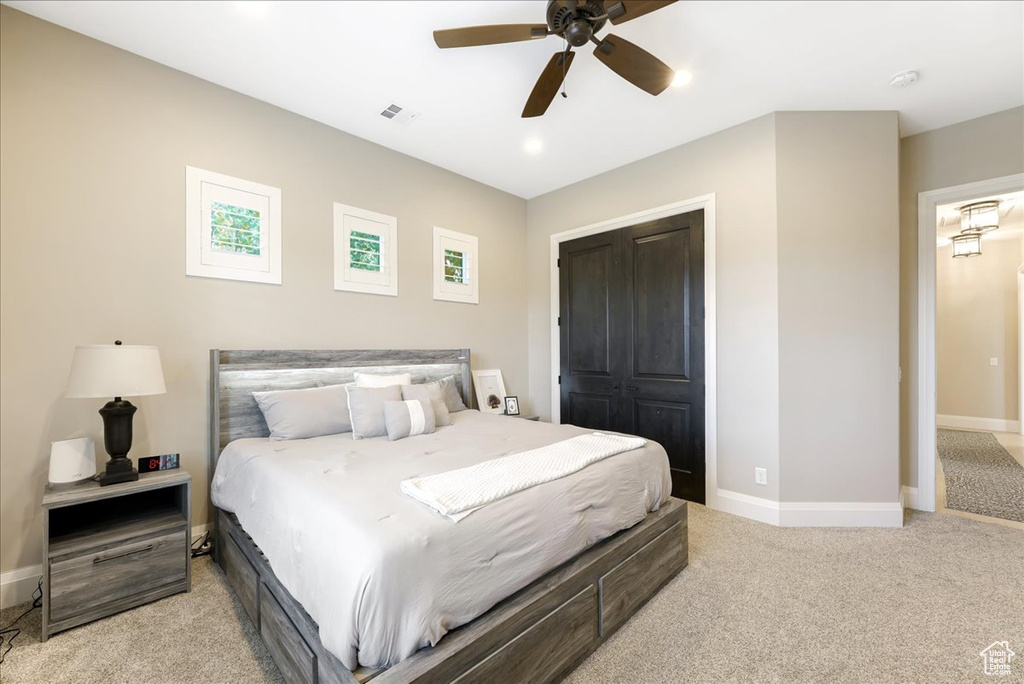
[889,70,919,88]
[672,70,693,88]
[524,138,543,155]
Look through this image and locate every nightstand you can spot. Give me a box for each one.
[506,414,540,421]
[41,470,191,640]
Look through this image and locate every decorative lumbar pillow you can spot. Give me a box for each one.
[438,375,468,412]
[432,398,452,427]
[384,399,437,441]
[346,385,403,440]
[252,383,353,441]
[354,372,413,388]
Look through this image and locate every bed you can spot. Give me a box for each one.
[209,349,688,684]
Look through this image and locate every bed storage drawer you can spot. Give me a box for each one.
[221,527,260,625]
[260,581,317,684]
[599,520,687,636]
[452,585,598,684]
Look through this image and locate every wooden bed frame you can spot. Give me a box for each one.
[209,349,688,684]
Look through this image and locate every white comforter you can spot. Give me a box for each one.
[211,410,670,670]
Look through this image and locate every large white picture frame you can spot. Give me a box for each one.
[433,226,479,304]
[472,369,507,414]
[185,166,282,285]
[333,203,398,297]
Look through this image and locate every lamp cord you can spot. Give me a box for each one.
[0,577,42,663]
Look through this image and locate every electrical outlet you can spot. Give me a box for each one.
[990,357,999,366]
[755,467,767,486]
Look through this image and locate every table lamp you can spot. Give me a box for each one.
[65,341,166,486]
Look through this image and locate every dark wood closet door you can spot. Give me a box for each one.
[558,230,625,431]
[558,210,705,503]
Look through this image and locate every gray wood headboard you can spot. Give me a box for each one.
[208,348,472,485]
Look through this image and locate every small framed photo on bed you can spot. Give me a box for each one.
[472,369,507,414]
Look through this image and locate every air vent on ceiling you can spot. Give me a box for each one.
[378,102,420,126]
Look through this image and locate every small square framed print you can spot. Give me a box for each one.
[504,395,520,416]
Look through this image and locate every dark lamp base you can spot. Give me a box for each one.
[98,398,140,486]
[98,466,139,486]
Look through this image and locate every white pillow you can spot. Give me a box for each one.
[252,384,352,440]
[354,372,413,388]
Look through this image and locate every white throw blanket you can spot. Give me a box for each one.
[400,432,647,521]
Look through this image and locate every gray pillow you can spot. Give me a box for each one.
[346,385,403,440]
[438,375,468,412]
[402,383,452,426]
[432,398,452,427]
[383,399,437,441]
[252,383,353,440]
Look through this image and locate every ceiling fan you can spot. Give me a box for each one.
[433,0,679,118]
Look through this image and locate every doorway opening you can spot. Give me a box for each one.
[548,195,718,507]
[916,173,1024,521]
[933,190,1024,528]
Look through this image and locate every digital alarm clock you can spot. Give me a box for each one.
[137,453,180,473]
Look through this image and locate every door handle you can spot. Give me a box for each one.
[624,385,639,392]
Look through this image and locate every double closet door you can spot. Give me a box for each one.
[558,210,705,503]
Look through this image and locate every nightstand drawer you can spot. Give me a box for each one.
[49,528,187,624]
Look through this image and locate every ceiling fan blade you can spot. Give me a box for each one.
[593,34,675,95]
[433,24,548,49]
[605,0,678,25]
[522,51,575,118]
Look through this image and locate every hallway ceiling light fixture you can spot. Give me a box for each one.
[951,232,982,258]
[959,200,1001,234]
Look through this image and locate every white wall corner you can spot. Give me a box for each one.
[936,414,1020,434]
[1,522,211,610]
[901,485,920,511]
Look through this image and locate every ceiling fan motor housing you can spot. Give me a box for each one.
[547,0,608,45]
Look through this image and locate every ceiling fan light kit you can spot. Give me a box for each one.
[433,0,679,118]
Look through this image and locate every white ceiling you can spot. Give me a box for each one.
[5,0,1023,198]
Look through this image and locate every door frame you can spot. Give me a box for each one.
[915,173,1024,512]
[549,194,718,508]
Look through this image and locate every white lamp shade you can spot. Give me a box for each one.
[65,344,167,398]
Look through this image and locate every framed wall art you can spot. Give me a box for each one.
[472,369,506,414]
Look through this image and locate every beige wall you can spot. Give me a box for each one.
[936,239,1019,421]
[0,7,528,575]
[899,107,1024,487]
[775,112,900,503]
[527,114,782,500]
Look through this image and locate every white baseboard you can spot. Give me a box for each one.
[901,485,920,511]
[715,489,903,528]
[715,489,780,525]
[777,501,904,527]
[1,522,212,610]
[937,414,1020,433]
[0,564,43,610]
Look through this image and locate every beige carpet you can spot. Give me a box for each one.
[2,505,1022,683]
